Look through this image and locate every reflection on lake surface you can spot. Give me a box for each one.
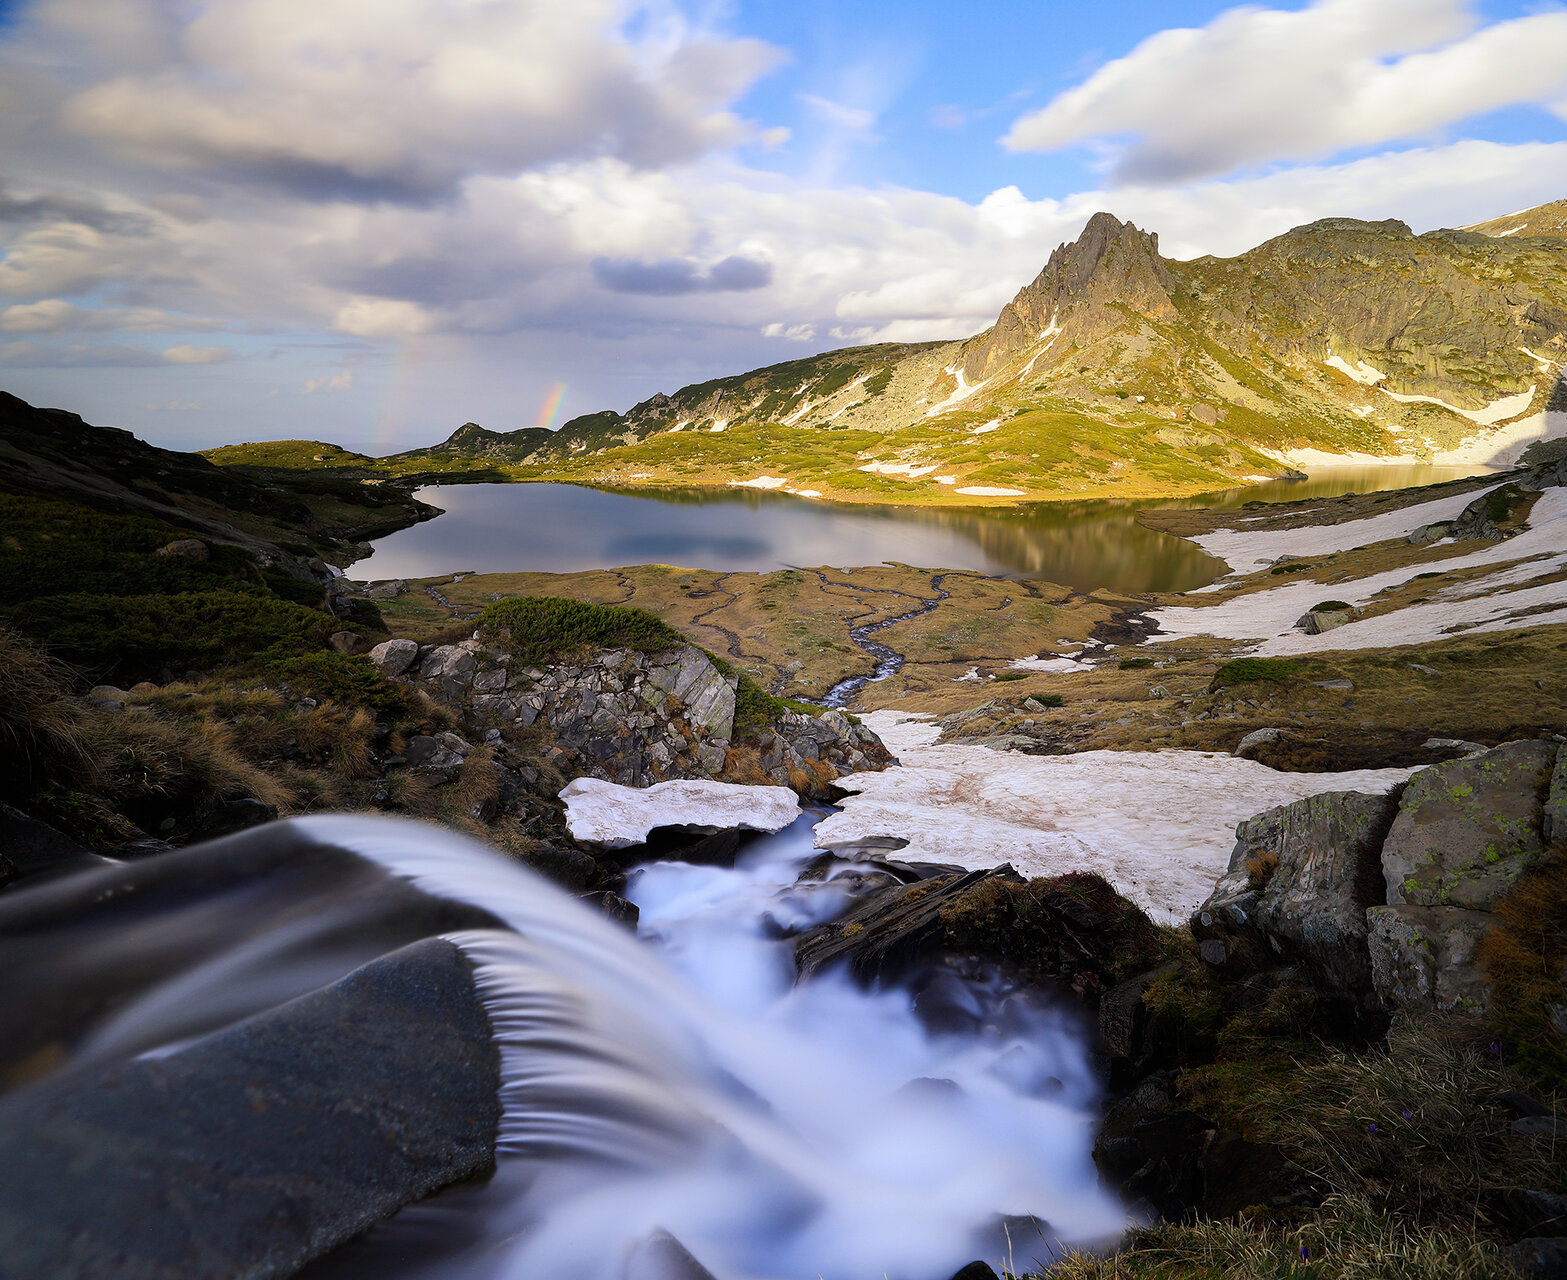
[347,464,1495,595]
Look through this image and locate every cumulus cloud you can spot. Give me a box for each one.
[1003,0,1567,184]
[37,0,781,199]
[304,370,354,392]
[592,253,772,295]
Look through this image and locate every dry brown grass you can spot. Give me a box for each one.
[1478,852,1567,1078]
[0,625,89,792]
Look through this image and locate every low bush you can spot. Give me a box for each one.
[0,625,88,796]
[1119,656,1155,669]
[1211,657,1303,689]
[478,596,686,665]
[993,670,1030,681]
[6,590,337,680]
[1311,600,1353,613]
[260,652,418,717]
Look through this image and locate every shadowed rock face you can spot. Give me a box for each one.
[0,936,501,1280]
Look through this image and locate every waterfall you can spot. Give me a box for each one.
[2,815,1128,1278]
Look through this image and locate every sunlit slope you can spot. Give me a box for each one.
[228,200,1567,502]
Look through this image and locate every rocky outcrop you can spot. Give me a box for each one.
[0,937,500,1280]
[372,635,892,795]
[1193,739,1564,1018]
[1191,790,1399,1006]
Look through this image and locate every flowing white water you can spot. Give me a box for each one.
[302,814,1128,1279]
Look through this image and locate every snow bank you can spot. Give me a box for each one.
[1191,486,1488,573]
[728,476,790,490]
[561,778,801,849]
[956,486,1027,497]
[1151,487,1567,654]
[816,714,1414,922]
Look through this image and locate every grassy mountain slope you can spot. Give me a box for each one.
[217,200,1567,504]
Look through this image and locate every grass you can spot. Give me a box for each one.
[1210,657,1304,689]
[1477,853,1567,1078]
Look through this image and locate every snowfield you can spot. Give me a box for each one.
[817,714,1414,923]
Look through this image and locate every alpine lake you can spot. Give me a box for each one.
[348,464,1489,595]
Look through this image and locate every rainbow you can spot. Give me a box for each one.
[535,380,568,429]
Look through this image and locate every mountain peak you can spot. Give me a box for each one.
[962,211,1175,381]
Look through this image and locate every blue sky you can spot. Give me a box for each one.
[0,0,1564,451]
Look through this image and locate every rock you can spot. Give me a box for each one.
[1192,790,1398,1001]
[1490,1188,1567,1237]
[367,638,419,677]
[1420,737,1489,759]
[0,937,501,1280]
[1365,904,1496,1013]
[403,736,465,770]
[1406,521,1454,545]
[580,889,640,929]
[329,630,360,654]
[154,537,208,560]
[521,843,601,891]
[1408,663,1440,677]
[559,777,800,850]
[1507,1238,1567,1280]
[1198,939,1228,964]
[183,795,278,843]
[793,866,1021,984]
[419,645,477,685]
[434,730,473,757]
[1233,727,1282,759]
[1512,1115,1567,1140]
[1297,610,1353,635]
[88,683,132,702]
[948,1265,1001,1280]
[366,579,407,600]
[1313,678,1354,691]
[0,801,115,887]
[1381,740,1556,911]
[1546,747,1567,845]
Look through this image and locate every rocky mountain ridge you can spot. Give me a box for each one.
[357,198,1567,500]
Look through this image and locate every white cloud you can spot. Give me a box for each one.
[1003,0,1567,183]
[0,299,223,333]
[162,343,234,363]
[799,94,876,133]
[39,0,781,198]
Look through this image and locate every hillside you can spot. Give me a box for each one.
[207,199,1567,504]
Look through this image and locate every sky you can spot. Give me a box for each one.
[0,0,1564,452]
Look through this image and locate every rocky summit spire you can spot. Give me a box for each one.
[962,212,1178,382]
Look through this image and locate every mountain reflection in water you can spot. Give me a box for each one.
[349,465,1494,595]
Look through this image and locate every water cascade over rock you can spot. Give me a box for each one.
[0,815,1127,1279]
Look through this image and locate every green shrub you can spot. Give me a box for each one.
[261,652,417,717]
[1311,600,1353,613]
[863,367,894,396]
[6,590,337,680]
[478,596,686,665]
[1270,562,1313,574]
[1212,657,1303,688]
[993,670,1030,682]
[1034,693,1066,707]
[1118,656,1155,669]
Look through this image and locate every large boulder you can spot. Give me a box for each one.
[1191,790,1399,1001]
[1364,905,1496,1014]
[1381,740,1556,911]
[0,937,501,1280]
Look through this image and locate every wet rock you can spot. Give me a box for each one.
[0,937,501,1280]
[580,889,640,929]
[1381,740,1555,911]
[793,865,1022,984]
[521,843,601,891]
[0,801,116,887]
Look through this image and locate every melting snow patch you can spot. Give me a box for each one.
[858,461,939,478]
[1379,384,1535,426]
[1324,355,1386,385]
[925,366,990,417]
[1009,655,1094,673]
[956,486,1027,497]
[729,476,790,490]
[788,488,823,498]
[969,420,1001,435]
[935,475,956,485]
[817,714,1414,923]
[561,778,800,849]
[1151,487,1567,654]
